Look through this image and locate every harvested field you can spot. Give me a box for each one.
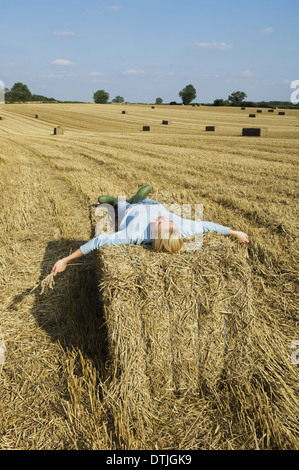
[0,103,298,450]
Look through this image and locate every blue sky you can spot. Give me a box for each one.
[1,0,298,103]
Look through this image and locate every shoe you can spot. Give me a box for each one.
[98,195,117,205]
[127,185,152,204]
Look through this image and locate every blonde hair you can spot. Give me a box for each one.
[152,226,184,253]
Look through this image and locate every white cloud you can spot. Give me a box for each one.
[260,27,273,34]
[109,5,120,11]
[242,70,256,78]
[195,42,233,50]
[53,31,75,36]
[85,9,101,15]
[51,59,77,66]
[225,71,257,83]
[122,69,145,75]
[0,61,17,68]
[88,72,104,76]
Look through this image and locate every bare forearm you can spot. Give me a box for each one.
[52,249,84,276]
[63,249,84,264]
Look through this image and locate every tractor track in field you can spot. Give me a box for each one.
[12,133,297,200]
[1,136,98,235]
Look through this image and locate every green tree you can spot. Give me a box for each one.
[4,87,11,103]
[228,91,247,106]
[9,82,32,102]
[213,98,225,106]
[179,84,196,105]
[93,89,109,103]
[112,95,124,103]
[155,97,163,105]
[31,94,56,102]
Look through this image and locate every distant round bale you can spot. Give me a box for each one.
[122,111,127,114]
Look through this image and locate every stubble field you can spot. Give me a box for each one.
[0,103,298,450]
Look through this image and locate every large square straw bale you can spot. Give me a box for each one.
[95,238,255,432]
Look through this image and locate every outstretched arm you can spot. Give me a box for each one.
[52,229,137,276]
[52,249,84,276]
[176,217,249,244]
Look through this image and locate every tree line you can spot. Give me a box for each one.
[4,82,57,103]
[4,82,298,108]
[93,85,198,105]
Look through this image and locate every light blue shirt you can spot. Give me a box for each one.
[80,203,230,255]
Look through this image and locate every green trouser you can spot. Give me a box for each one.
[98,185,152,205]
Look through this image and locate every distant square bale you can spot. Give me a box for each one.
[242,127,268,137]
[121,111,127,114]
[53,126,64,135]
[268,109,274,112]
[142,126,151,131]
[249,114,256,118]
[257,110,262,113]
[151,106,155,109]
[0,116,5,120]
[241,107,246,110]
[35,114,39,118]
[278,112,285,115]
[162,120,171,125]
[205,126,216,132]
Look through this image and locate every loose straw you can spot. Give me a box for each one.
[30,272,55,295]
[30,263,80,295]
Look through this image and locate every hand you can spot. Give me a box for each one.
[228,230,249,244]
[52,259,68,276]
[236,231,249,244]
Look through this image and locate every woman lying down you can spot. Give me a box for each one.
[52,185,249,276]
